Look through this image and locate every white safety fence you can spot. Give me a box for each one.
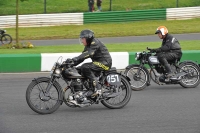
[0,13,83,28]
[167,6,200,20]
[41,52,129,71]
[0,6,200,28]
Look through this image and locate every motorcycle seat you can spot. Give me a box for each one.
[103,67,117,75]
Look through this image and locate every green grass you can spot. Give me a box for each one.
[4,18,200,40]
[0,0,200,15]
[0,40,199,54]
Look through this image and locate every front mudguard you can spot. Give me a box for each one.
[125,64,151,86]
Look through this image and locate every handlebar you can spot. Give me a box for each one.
[146,47,152,51]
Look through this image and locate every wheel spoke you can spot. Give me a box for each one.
[28,81,59,112]
[1,35,12,44]
[105,82,127,105]
[180,64,200,86]
[126,67,147,88]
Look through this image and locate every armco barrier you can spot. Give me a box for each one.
[0,51,199,73]
[84,9,166,24]
[0,13,83,28]
[167,6,200,20]
[1,6,200,28]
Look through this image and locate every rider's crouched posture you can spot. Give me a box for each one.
[66,29,112,97]
[150,26,182,78]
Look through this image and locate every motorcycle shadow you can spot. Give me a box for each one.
[148,82,190,90]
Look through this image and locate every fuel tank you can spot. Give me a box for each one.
[148,56,160,64]
[64,67,84,78]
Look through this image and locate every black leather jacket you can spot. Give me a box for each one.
[73,38,112,68]
[157,34,182,54]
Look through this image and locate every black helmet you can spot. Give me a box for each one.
[79,29,94,44]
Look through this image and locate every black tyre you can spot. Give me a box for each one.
[124,66,148,91]
[26,77,62,114]
[178,63,200,88]
[1,34,12,44]
[101,76,132,109]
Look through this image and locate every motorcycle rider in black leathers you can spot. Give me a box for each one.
[149,26,182,78]
[67,29,112,97]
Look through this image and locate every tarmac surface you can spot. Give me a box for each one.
[0,33,200,133]
[23,33,200,46]
[0,72,200,133]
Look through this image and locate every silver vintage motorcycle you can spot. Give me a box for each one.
[26,57,132,114]
[124,48,200,91]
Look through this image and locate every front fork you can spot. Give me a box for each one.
[135,64,144,80]
[136,63,151,86]
[34,76,56,100]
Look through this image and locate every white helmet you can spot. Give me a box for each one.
[155,26,168,35]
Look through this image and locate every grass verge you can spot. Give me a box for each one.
[0,40,199,54]
[4,18,200,40]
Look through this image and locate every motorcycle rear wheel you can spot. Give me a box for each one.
[178,62,200,88]
[101,76,131,109]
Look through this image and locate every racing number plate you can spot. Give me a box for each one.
[106,74,121,86]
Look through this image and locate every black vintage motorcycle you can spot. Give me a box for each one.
[124,48,200,91]
[26,57,132,114]
[0,29,12,44]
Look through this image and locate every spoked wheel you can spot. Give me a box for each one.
[1,34,12,44]
[26,77,62,114]
[124,66,148,91]
[101,76,131,109]
[178,63,200,88]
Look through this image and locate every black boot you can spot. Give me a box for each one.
[164,64,174,78]
[91,80,102,97]
[87,79,102,97]
[85,81,95,97]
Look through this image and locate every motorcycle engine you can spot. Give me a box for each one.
[67,79,91,107]
[155,65,164,74]
[71,79,83,92]
[159,75,165,82]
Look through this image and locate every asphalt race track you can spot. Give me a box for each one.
[0,34,200,133]
[23,33,200,46]
[0,72,200,133]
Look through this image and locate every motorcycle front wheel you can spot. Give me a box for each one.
[124,66,149,91]
[101,76,132,109]
[1,34,12,44]
[26,77,62,114]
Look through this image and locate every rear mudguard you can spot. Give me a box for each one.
[32,77,64,104]
[102,71,131,87]
[104,69,131,82]
[179,60,200,70]
[125,64,151,86]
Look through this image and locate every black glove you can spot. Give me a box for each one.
[147,47,156,53]
[65,58,74,64]
[72,57,79,62]
[150,49,157,53]
[147,48,161,53]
